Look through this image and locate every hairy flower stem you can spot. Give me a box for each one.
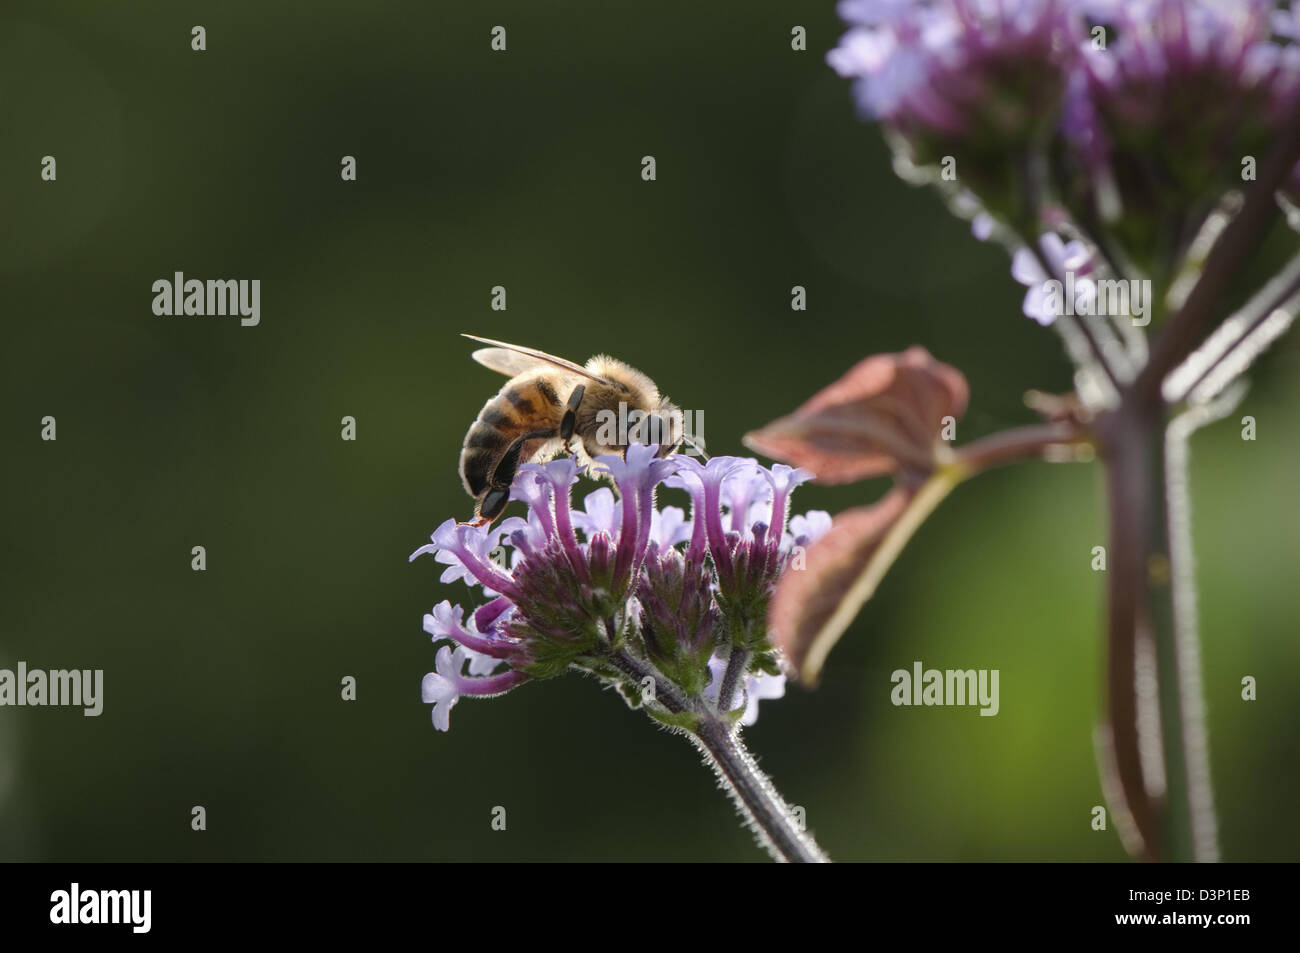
[608,649,691,715]
[718,646,750,713]
[1150,428,1194,864]
[1017,150,1127,395]
[1097,397,1217,863]
[952,420,1091,471]
[1166,403,1234,863]
[612,649,828,863]
[1108,409,1165,860]
[952,409,1206,861]
[1137,101,1300,404]
[692,716,829,863]
[1090,123,1300,861]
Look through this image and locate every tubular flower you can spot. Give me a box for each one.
[411,447,824,730]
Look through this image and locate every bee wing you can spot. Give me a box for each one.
[462,333,609,384]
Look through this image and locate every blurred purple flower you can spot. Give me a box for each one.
[1010,232,1097,325]
[828,0,1076,138]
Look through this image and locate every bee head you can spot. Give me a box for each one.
[636,399,683,458]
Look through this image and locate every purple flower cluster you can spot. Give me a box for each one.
[830,0,1300,282]
[1071,1,1300,148]
[831,1,1300,136]
[829,0,1074,137]
[411,446,826,731]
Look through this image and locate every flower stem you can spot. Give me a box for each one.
[1164,249,1300,404]
[692,715,830,863]
[608,649,691,715]
[1142,415,1195,863]
[1015,149,1127,395]
[1163,403,1237,862]
[1135,99,1300,405]
[718,645,750,713]
[952,419,1091,473]
[612,649,829,862]
[1096,404,1167,860]
[1096,397,1225,863]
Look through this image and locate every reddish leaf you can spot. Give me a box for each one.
[744,347,969,484]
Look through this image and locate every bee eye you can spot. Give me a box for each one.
[624,409,647,443]
[645,413,682,454]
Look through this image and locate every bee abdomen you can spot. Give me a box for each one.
[460,447,494,496]
[459,378,565,497]
[465,423,509,452]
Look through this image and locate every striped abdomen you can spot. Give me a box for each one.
[459,374,566,497]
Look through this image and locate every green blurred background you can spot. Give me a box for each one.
[2,1,1297,862]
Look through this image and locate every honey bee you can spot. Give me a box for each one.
[458,334,688,524]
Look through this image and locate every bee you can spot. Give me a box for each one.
[458,334,689,524]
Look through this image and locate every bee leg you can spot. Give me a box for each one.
[559,385,585,453]
[476,487,512,523]
[465,427,560,526]
[490,427,557,487]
